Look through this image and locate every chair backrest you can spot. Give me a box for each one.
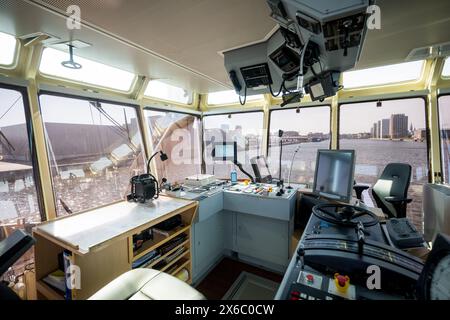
[372,163,412,218]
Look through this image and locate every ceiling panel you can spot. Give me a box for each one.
[1,0,450,93]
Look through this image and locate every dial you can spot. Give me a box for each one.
[430,254,450,300]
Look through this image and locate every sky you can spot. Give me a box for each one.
[0,89,26,127]
[339,98,427,134]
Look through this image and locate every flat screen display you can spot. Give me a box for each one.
[313,150,355,203]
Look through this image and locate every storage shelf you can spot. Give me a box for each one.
[133,225,190,262]
[36,280,64,300]
[157,250,190,273]
[170,260,190,278]
[137,239,189,269]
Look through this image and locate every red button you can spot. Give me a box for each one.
[336,275,347,287]
[306,274,314,283]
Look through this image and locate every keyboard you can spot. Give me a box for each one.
[386,218,424,249]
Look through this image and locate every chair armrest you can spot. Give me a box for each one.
[384,196,412,204]
[353,185,370,200]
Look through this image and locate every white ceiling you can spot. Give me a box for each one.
[1,0,450,93]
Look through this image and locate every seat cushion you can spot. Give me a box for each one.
[89,269,205,300]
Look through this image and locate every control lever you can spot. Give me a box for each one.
[296,244,305,269]
[356,221,365,254]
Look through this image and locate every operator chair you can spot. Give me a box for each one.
[0,230,36,300]
[354,163,412,218]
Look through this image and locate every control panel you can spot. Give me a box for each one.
[288,267,356,301]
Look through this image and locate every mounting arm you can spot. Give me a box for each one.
[234,161,255,183]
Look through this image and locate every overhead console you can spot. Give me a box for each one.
[224,0,374,105]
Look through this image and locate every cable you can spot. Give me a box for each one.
[297,36,311,94]
[269,80,285,97]
[0,95,21,121]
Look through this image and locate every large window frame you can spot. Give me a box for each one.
[267,105,332,185]
[267,104,333,155]
[202,110,265,179]
[144,107,203,182]
[337,96,431,230]
[437,94,450,183]
[337,96,431,180]
[38,90,148,215]
[0,82,45,222]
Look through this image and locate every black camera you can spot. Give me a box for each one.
[127,174,159,203]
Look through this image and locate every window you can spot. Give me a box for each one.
[0,86,41,280]
[203,112,264,179]
[339,98,428,231]
[443,58,450,78]
[39,94,146,216]
[438,95,450,182]
[268,106,331,185]
[144,109,202,183]
[0,32,17,66]
[145,80,193,104]
[207,90,264,105]
[342,60,424,89]
[39,48,136,91]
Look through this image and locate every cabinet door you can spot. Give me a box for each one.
[236,214,289,266]
[193,212,225,279]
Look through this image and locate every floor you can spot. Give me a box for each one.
[195,257,283,300]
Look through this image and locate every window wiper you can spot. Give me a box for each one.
[0,130,16,157]
[59,198,73,215]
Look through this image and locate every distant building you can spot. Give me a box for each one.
[372,122,378,138]
[390,114,409,139]
[284,131,299,137]
[381,118,390,138]
[414,129,427,141]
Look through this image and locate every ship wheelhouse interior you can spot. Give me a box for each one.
[1,0,450,303]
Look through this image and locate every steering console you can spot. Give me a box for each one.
[312,203,379,228]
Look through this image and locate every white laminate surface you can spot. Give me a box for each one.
[35,197,195,254]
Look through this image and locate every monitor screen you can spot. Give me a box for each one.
[313,150,355,203]
[212,142,237,162]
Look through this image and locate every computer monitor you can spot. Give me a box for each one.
[212,142,237,162]
[251,156,272,183]
[313,150,355,203]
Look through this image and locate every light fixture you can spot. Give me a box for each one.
[61,44,82,69]
[376,100,382,108]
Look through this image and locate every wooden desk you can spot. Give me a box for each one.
[33,196,198,300]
